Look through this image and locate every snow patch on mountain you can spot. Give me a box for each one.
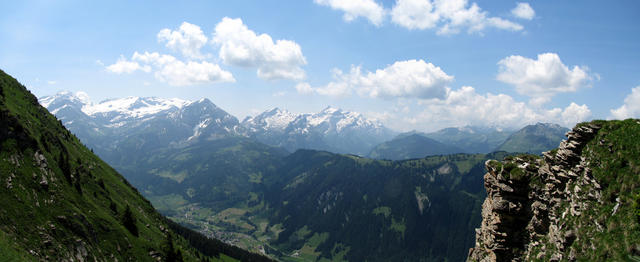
[82,97,189,118]
[243,108,298,132]
[243,106,395,155]
[188,118,212,141]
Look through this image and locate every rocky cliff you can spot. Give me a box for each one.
[468,120,640,261]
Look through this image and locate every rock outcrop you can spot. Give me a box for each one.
[468,123,602,262]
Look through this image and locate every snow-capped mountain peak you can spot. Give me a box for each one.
[40,91,246,153]
[243,106,395,155]
[82,96,189,119]
[40,91,191,119]
[242,107,297,132]
[39,91,91,109]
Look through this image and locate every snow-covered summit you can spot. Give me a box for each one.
[243,106,395,155]
[40,91,190,120]
[242,107,297,132]
[83,96,189,119]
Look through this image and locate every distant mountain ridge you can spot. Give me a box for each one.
[423,126,514,154]
[496,122,569,154]
[41,91,395,156]
[368,123,568,160]
[243,107,395,155]
[368,133,463,160]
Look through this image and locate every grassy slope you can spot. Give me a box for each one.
[260,151,510,261]
[496,124,568,154]
[0,69,234,261]
[568,120,640,260]
[368,134,464,160]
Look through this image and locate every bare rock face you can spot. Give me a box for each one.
[468,123,601,262]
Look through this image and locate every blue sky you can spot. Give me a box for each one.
[1,0,639,132]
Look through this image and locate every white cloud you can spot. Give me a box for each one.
[212,17,307,81]
[106,55,151,74]
[107,51,234,86]
[391,0,523,34]
[497,53,592,104]
[132,51,178,66]
[314,0,386,26]
[316,80,352,97]
[511,2,535,20]
[154,60,235,86]
[561,102,591,127]
[391,0,439,30]
[610,86,640,119]
[47,80,57,85]
[407,86,591,130]
[356,60,453,99]
[294,82,315,95]
[308,59,453,99]
[158,22,208,59]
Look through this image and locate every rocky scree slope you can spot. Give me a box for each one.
[468,120,640,261]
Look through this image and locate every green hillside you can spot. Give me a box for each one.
[368,133,464,160]
[118,132,510,261]
[495,123,568,154]
[0,69,273,261]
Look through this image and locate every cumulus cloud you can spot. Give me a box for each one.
[107,51,234,86]
[157,22,208,59]
[153,60,234,86]
[106,55,151,74]
[294,82,315,95]
[391,0,439,30]
[314,0,386,26]
[408,86,591,130]
[561,102,591,127]
[610,86,640,119]
[390,0,522,34]
[511,2,535,20]
[212,17,307,80]
[132,51,234,86]
[307,59,453,99]
[497,53,592,104]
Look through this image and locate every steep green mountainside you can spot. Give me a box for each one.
[261,151,510,262]
[469,120,640,261]
[118,136,287,214]
[0,70,272,261]
[424,127,513,154]
[495,122,569,154]
[368,133,464,160]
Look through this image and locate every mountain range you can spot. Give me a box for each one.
[242,107,395,155]
[41,92,395,157]
[0,70,274,261]
[37,90,576,261]
[369,124,567,160]
[37,91,511,261]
